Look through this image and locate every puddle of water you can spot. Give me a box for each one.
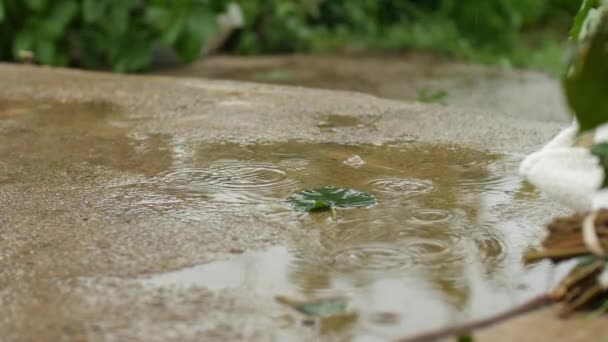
[0,99,172,182]
[123,141,559,336]
[148,246,294,291]
[1,99,564,339]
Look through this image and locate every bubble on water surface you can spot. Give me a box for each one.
[343,155,366,168]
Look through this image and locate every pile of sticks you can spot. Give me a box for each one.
[525,209,608,316]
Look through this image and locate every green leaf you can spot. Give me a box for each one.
[24,0,47,12]
[35,39,55,64]
[111,29,152,73]
[564,7,608,133]
[288,186,377,212]
[83,0,106,23]
[570,0,600,40]
[161,16,185,45]
[0,0,5,23]
[275,296,348,317]
[145,6,172,28]
[108,5,131,36]
[175,6,216,62]
[46,0,78,37]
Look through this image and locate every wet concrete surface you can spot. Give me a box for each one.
[160,54,571,123]
[0,63,600,341]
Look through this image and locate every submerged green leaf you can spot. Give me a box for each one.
[276,295,348,317]
[288,186,376,212]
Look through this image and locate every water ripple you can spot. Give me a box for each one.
[367,177,435,196]
[410,209,453,223]
[329,244,415,271]
[159,160,300,196]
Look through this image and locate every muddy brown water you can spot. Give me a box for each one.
[0,99,570,339]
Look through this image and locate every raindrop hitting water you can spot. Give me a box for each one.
[159,160,301,197]
[367,177,436,196]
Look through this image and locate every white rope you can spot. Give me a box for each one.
[583,211,607,257]
[599,266,608,289]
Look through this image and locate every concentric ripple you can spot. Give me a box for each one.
[328,233,468,272]
[456,174,510,192]
[159,160,300,196]
[410,208,453,223]
[368,177,435,196]
[329,245,415,271]
[403,238,464,264]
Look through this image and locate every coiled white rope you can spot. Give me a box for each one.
[583,211,606,257]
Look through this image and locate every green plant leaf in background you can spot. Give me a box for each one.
[0,0,584,73]
[570,0,600,40]
[24,0,47,12]
[564,4,608,133]
[12,31,34,60]
[417,87,449,104]
[145,1,216,63]
[82,0,107,24]
[288,186,377,212]
[175,4,216,62]
[0,0,5,23]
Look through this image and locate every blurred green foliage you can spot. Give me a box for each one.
[0,0,216,72]
[0,0,581,73]
[228,0,579,74]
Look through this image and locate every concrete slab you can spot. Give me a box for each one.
[0,63,593,342]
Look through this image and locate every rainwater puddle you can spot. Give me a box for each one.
[132,141,562,337]
[0,99,566,339]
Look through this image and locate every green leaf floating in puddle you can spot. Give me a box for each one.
[288,186,377,212]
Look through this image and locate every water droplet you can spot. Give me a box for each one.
[343,155,365,168]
